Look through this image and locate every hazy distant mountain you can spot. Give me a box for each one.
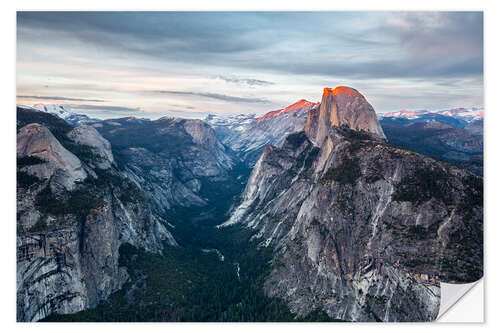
[380,116,483,175]
[464,119,484,136]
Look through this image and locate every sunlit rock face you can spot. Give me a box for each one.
[255,99,319,123]
[67,125,115,169]
[17,123,87,191]
[305,87,386,146]
[224,87,482,322]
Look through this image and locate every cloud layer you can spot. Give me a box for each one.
[16,11,483,118]
[17,95,106,102]
[68,104,141,113]
[154,90,269,103]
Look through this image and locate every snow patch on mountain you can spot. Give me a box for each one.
[27,103,100,126]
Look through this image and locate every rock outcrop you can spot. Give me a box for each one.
[223,87,483,321]
[67,125,114,169]
[17,123,87,191]
[305,87,386,145]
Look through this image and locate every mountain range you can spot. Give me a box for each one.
[383,107,483,122]
[206,101,483,175]
[16,87,483,322]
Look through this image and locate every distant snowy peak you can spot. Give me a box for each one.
[436,107,483,118]
[26,103,100,126]
[206,113,257,125]
[33,104,73,119]
[205,113,258,131]
[383,110,426,119]
[383,107,484,122]
[256,99,319,122]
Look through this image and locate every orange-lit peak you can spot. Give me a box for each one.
[283,99,315,112]
[323,86,361,97]
[256,99,317,122]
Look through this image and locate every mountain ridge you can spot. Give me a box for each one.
[384,107,483,122]
[206,100,319,166]
[256,99,319,122]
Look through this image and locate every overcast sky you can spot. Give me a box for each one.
[16,11,483,119]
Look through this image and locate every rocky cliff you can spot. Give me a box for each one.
[16,107,176,322]
[223,87,483,321]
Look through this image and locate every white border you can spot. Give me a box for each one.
[2,1,498,331]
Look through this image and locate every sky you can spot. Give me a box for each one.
[16,11,483,119]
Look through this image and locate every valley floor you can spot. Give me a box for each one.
[42,164,339,322]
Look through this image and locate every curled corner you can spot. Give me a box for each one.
[437,278,484,322]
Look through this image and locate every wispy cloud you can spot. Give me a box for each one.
[17,95,106,102]
[68,104,141,113]
[169,104,196,110]
[154,90,269,104]
[215,76,274,87]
